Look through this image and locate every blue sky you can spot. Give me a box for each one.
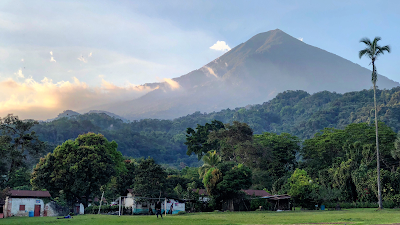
[0,0,399,119]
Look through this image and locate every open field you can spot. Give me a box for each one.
[2,209,400,225]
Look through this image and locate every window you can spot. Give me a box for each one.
[19,205,25,211]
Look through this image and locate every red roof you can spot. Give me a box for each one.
[193,189,271,197]
[9,190,51,198]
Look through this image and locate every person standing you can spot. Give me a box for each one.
[155,201,163,219]
[170,204,173,214]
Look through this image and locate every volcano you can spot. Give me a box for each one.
[93,29,399,120]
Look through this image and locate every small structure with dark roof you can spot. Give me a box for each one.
[261,194,291,210]
[3,190,52,218]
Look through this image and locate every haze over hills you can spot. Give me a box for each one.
[91,29,399,120]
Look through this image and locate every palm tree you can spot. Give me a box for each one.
[198,150,221,178]
[359,37,391,209]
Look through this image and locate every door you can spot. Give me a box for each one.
[76,205,80,215]
[34,205,41,217]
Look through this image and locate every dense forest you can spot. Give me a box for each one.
[32,87,400,166]
[2,86,400,211]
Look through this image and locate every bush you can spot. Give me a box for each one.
[177,211,186,215]
[85,205,120,214]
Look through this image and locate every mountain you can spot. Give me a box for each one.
[90,29,399,120]
[87,110,129,122]
[34,87,400,166]
[44,110,81,122]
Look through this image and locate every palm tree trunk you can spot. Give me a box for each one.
[373,63,383,209]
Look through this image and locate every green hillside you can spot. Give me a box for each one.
[33,86,400,166]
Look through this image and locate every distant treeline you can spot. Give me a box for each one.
[33,87,400,166]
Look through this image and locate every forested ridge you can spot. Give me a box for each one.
[32,86,400,166]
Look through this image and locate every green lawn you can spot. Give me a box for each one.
[2,209,400,225]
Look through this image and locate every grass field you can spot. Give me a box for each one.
[2,208,400,225]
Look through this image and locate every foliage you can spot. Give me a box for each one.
[133,157,167,198]
[198,150,221,178]
[85,205,120,214]
[208,121,253,162]
[185,120,225,159]
[250,198,271,211]
[31,133,121,208]
[0,114,45,188]
[28,87,400,167]
[287,169,318,209]
[254,132,299,179]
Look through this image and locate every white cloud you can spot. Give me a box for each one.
[210,41,231,51]
[77,55,88,63]
[298,37,303,41]
[14,69,24,78]
[49,51,56,62]
[88,52,92,57]
[21,58,24,62]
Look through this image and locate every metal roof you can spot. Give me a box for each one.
[261,194,291,200]
[8,190,51,198]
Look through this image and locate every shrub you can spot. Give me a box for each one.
[177,211,186,215]
[86,205,120,214]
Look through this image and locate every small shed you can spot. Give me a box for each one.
[261,194,291,210]
[3,190,51,217]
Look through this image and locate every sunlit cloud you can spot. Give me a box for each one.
[210,41,231,51]
[298,37,303,41]
[163,78,180,90]
[77,55,88,63]
[88,52,92,57]
[14,69,24,78]
[21,58,24,62]
[49,51,56,62]
[0,76,157,120]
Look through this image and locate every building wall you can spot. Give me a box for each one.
[8,198,45,217]
[45,201,70,217]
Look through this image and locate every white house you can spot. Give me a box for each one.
[2,190,84,218]
[4,190,51,217]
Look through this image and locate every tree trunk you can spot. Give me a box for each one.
[373,62,383,209]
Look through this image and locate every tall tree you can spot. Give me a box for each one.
[208,121,253,162]
[133,158,166,198]
[185,120,225,159]
[359,37,391,209]
[0,114,45,184]
[31,133,122,208]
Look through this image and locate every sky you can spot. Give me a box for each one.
[1,0,400,120]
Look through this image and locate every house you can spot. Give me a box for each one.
[121,189,185,215]
[2,190,84,218]
[3,190,51,217]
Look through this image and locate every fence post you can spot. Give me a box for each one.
[119,196,121,216]
[98,191,104,215]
